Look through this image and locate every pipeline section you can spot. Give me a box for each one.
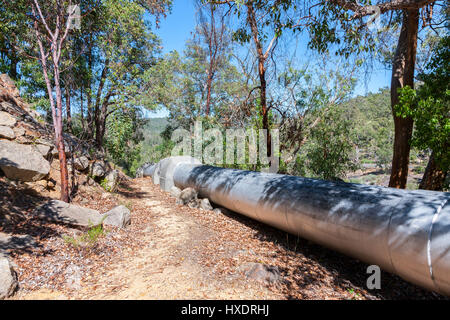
[165,160,450,296]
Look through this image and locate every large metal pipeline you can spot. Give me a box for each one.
[167,160,450,296]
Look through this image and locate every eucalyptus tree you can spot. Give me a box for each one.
[0,4,29,80]
[2,0,86,202]
[0,0,171,201]
[396,36,449,190]
[82,0,163,147]
[196,0,230,116]
[305,0,446,188]
[217,0,446,188]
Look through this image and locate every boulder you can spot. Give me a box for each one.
[12,126,25,137]
[38,138,72,158]
[0,255,18,299]
[0,111,16,127]
[103,205,131,228]
[0,232,38,253]
[170,186,181,198]
[103,170,119,192]
[35,138,53,147]
[34,144,52,158]
[50,144,71,157]
[200,198,213,211]
[213,207,230,215]
[0,140,50,181]
[135,167,144,178]
[34,200,103,227]
[0,125,15,139]
[178,187,198,205]
[73,156,89,171]
[239,263,283,285]
[187,199,201,209]
[0,74,20,97]
[90,161,107,178]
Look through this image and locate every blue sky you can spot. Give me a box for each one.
[146,0,391,118]
[155,0,197,55]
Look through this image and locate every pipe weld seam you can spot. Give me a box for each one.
[427,197,449,290]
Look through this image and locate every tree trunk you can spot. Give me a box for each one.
[86,42,94,139]
[65,85,72,133]
[53,61,70,203]
[95,90,113,148]
[247,3,271,158]
[205,4,214,117]
[9,56,18,81]
[80,86,85,131]
[205,69,213,116]
[95,112,106,147]
[94,60,110,147]
[389,9,419,189]
[419,152,447,191]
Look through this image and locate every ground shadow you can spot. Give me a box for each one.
[0,169,62,256]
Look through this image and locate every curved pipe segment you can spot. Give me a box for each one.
[170,162,450,296]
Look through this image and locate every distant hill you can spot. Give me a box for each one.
[338,88,394,167]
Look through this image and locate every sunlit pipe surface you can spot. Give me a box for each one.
[173,163,450,296]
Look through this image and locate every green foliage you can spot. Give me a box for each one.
[104,110,143,176]
[134,118,173,169]
[339,88,394,170]
[300,106,359,180]
[63,222,106,249]
[395,36,450,173]
[99,178,112,192]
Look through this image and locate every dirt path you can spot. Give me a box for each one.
[8,178,444,300]
[13,179,277,300]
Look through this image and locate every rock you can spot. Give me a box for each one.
[0,125,15,139]
[38,137,72,158]
[73,156,89,171]
[47,180,55,189]
[0,140,50,181]
[35,179,48,187]
[170,186,181,198]
[0,102,11,112]
[213,207,230,215]
[34,200,102,227]
[187,199,201,209]
[0,111,16,127]
[200,198,213,211]
[34,144,52,158]
[103,205,131,228]
[103,170,119,192]
[0,232,38,253]
[50,144,71,157]
[90,161,107,178]
[135,167,144,178]
[35,138,53,147]
[0,74,20,97]
[0,255,18,299]
[178,187,198,205]
[12,126,25,137]
[239,263,283,285]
